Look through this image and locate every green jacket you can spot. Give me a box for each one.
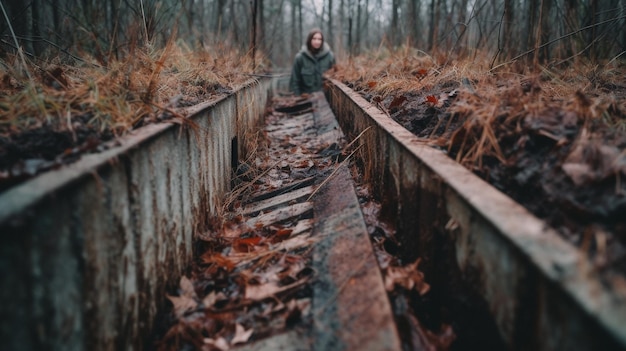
[289,43,336,95]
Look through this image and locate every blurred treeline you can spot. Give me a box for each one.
[1,0,625,69]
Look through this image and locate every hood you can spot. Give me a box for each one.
[300,42,331,59]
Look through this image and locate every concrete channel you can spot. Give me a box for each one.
[1,74,625,351]
[0,79,271,351]
[325,79,626,350]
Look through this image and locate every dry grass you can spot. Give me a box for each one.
[0,42,261,139]
[330,47,626,259]
[330,46,626,169]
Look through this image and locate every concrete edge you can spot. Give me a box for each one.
[326,79,626,350]
[0,78,272,351]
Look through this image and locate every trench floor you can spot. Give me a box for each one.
[155,92,404,350]
[231,92,402,351]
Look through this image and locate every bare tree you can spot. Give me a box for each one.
[407,0,420,47]
[390,0,401,47]
[328,0,333,45]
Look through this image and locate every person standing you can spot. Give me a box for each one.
[289,28,336,96]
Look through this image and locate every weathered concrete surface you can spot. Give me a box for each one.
[326,79,626,350]
[310,93,402,351]
[312,165,402,351]
[228,92,402,351]
[0,79,271,351]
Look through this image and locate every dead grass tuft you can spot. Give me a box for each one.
[330,48,626,169]
[0,42,258,139]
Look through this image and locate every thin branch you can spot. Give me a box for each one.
[490,9,507,69]
[0,2,33,81]
[490,14,626,72]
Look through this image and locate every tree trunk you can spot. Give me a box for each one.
[428,0,435,50]
[291,0,298,54]
[622,0,626,55]
[355,0,362,53]
[408,0,419,47]
[540,0,552,62]
[589,0,598,59]
[251,0,258,69]
[391,0,400,47]
[230,0,240,47]
[502,0,512,59]
[328,0,333,46]
[258,0,265,55]
[348,0,353,54]
[31,0,42,56]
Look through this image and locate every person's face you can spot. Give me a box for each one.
[311,33,323,49]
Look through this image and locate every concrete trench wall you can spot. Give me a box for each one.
[0,79,271,351]
[325,80,626,350]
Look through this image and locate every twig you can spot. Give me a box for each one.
[490,14,626,72]
[490,9,507,69]
[306,143,363,202]
[343,125,372,151]
[0,2,32,82]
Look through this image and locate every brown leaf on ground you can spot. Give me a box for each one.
[389,95,408,110]
[199,253,236,271]
[415,322,457,351]
[425,95,438,105]
[202,291,228,310]
[384,258,430,295]
[231,324,254,345]
[166,294,197,319]
[233,236,264,252]
[166,276,199,318]
[203,337,230,351]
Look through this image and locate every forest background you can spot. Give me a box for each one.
[2,0,625,70]
[1,0,625,194]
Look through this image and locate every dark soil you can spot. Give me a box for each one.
[349,79,626,273]
[0,91,223,194]
[0,115,115,192]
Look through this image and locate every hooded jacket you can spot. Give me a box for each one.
[289,42,335,95]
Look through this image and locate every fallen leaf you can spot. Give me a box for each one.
[273,228,293,239]
[165,276,200,318]
[384,258,430,295]
[200,253,236,271]
[415,68,428,78]
[202,291,227,309]
[389,95,407,110]
[179,276,197,298]
[204,337,230,350]
[425,95,438,105]
[233,236,263,252]
[231,324,254,345]
[166,294,197,318]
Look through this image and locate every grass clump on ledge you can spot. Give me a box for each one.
[0,42,262,190]
[329,46,626,270]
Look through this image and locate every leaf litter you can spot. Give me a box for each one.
[351,164,456,351]
[154,95,344,351]
[155,92,459,350]
[0,43,261,193]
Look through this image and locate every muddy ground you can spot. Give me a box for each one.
[344,77,626,273]
[0,91,221,193]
